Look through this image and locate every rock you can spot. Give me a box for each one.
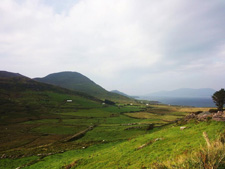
[180,126,187,130]
[185,113,196,120]
[217,111,224,116]
[198,111,211,117]
[196,111,212,121]
[137,144,146,150]
[136,140,154,150]
[212,118,223,121]
[154,138,163,141]
[1,154,6,159]
[184,110,224,122]
[212,111,225,121]
[222,113,225,118]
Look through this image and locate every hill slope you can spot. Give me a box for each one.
[0,70,26,78]
[1,120,224,168]
[34,71,132,102]
[111,90,130,97]
[148,88,216,98]
[111,90,139,99]
[0,71,101,124]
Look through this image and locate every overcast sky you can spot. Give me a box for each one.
[0,0,225,95]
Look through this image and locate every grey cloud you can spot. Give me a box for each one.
[161,1,225,61]
[0,0,225,95]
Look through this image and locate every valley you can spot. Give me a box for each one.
[0,71,224,168]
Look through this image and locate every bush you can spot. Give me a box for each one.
[195,111,203,115]
[209,109,218,113]
[104,99,115,105]
[146,124,154,130]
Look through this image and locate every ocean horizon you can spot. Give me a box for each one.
[140,96,216,107]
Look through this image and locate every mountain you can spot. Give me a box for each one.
[147,88,216,98]
[34,71,132,102]
[0,70,26,78]
[0,71,101,123]
[111,90,130,97]
[111,90,139,99]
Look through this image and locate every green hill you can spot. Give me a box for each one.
[111,90,130,97]
[0,71,26,78]
[34,71,132,102]
[111,90,139,99]
[0,71,101,124]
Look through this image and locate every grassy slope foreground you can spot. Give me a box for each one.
[30,121,225,169]
[1,120,224,169]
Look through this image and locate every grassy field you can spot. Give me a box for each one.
[1,120,224,169]
[124,105,209,124]
[1,99,224,169]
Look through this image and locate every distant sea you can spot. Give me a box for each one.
[140,96,215,107]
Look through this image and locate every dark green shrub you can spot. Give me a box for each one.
[146,124,154,130]
[104,99,115,105]
[209,109,218,113]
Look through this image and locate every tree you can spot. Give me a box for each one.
[212,88,225,111]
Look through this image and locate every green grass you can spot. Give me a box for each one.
[59,109,112,118]
[125,111,183,122]
[77,125,147,142]
[0,103,209,159]
[0,156,39,169]
[4,121,222,169]
[31,124,88,135]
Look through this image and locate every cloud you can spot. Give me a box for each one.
[0,0,225,95]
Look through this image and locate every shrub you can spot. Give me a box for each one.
[104,99,115,105]
[146,124,154,131]
[209,109,218,113]
[195,111,203,115]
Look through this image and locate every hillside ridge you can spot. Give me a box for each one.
[34,71,132,102]
[0,70,26,78]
